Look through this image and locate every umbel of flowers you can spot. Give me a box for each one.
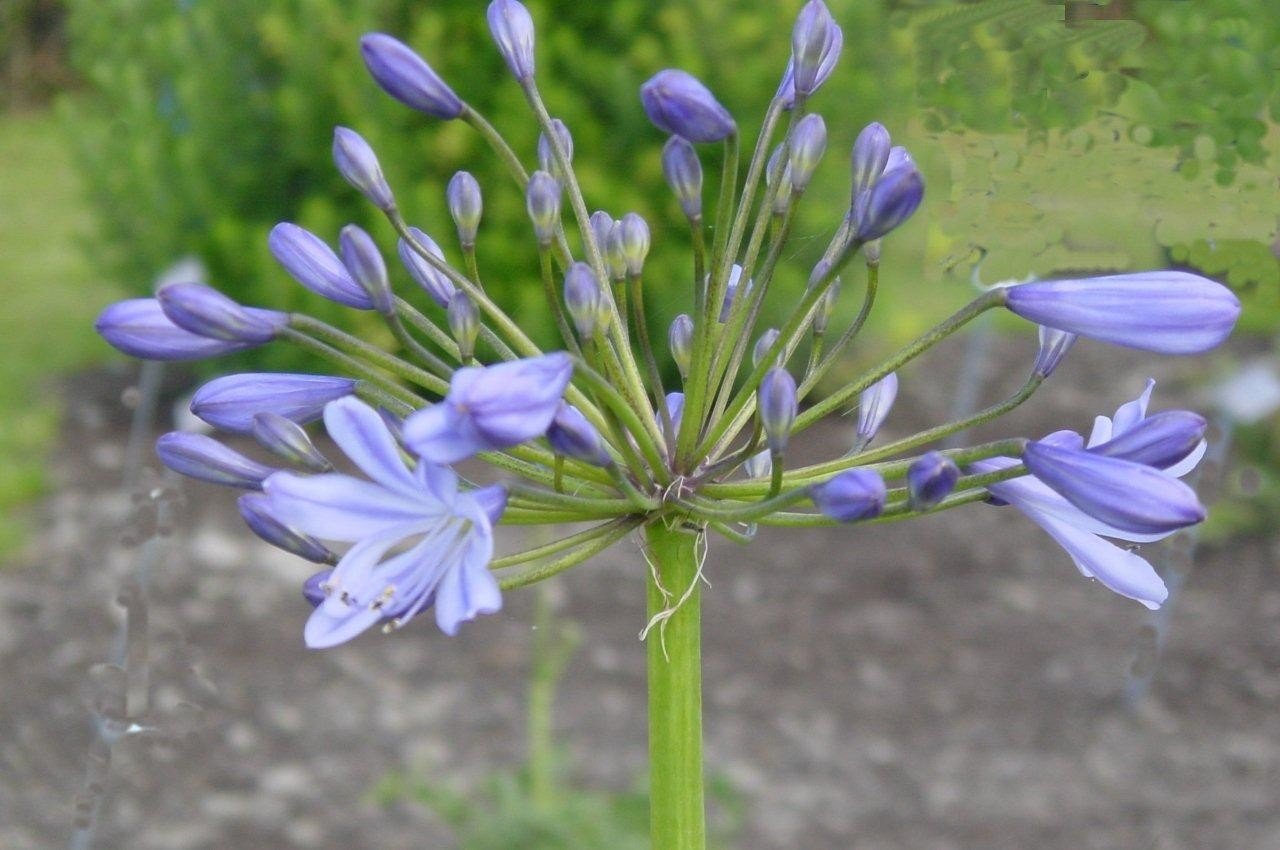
[95,2,1240,846]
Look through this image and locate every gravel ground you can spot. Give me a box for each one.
[2,339,1278,850]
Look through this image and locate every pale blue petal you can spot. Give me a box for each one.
[264,472,425,541]
[1087,415,1113,448]
[1165,439,1207,479]
[403,401,491,464]
[1112,378,1156,436]
[1028,510,1167,609]
[323,396,419,498]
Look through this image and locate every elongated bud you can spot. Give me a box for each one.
[537,117,573,180]
[720,264,749,322]
[1034,326,1077,378]
[851,122,891,201]
[790,1,838,98]
[743,449,772,479]
[238,494,334,564]
[766,144,794,214]
[332,127,395,211]
[853,163,924,242]
[617,213,650,276]
[753,327,780,367]
[564,262,606,339]
[604,224,628,282]
[907,451,959,510]
[814,276,841,335]
[810,469,886,522]
[96,298,263,361]
[546,402,612,467]
[759,367,798,454]
[397,227,456,308]
[269,223,372,309]
[447,172,483,248]
[157,283,287,344]
[670,313,693,378]
[589,210,614,253]
[789,113,827,193]
[856,372,898,447]
[665,392,685,434]
[487,0,536,81]
[525,170,562,245]
[640,69,736,143]
[190,373,357,433]
[251,412,332,472]
[447,292,479,360]
[662,136,703,220]
[1090,410,1207,470]
[338,225,393,315]
[157,432,274,489]
[360,33,463,119]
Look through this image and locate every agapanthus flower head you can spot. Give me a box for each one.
[856,372,898,447]
[447,172,483,248]
[525,170,562,245]
[790,1,839,99]
[238,493,335,564]
[332,127,395,211]
[546,402,612,467]
[788,113,827,193]
[1033,326,1078,379]
[447,292,479,360]
[661,135,703,219]
[403,353,573,464]
[486,0,536,82]
[263,397,505,645]
[907,451,959,510]
[269,223,372,309]
[810,469,886,522]
[96,298,265,361]
[190,373,357,433]
[156,282,287,344]
[251,412,332,473]
[1003,272,1241,355]
[640,69,736,143]
[360,33,463,119]
[758,367,798,454]
[157,431,275,490]
[338,224,393,315]
[397,227,456,308]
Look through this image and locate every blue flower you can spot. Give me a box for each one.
[403,353,573,464]
[262,397,507,646]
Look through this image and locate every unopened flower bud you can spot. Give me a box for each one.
[156,283,287,344]
[753,327,780,367]
[665,392,686,434]
[269,223,372,309]
[251,412,332,472]
[339,225,393,315]
[852,163,924,242]
[851,122,891,201]
[790,1,839,98]
[546,402,612,466]
[743,449,772,480]
[1034,326,1077,379]
[758,367,798,454]
[907,451,959,510]
[447,172,483,248]
[190,373,357,433]
[640,69,736,143]
[238,493,334,564]
[564,262,606,339]
[1090,410,1208,470]
[617,213,650,276]
[525,170,562,245]
[332,127,395,211]
[605,224,628,282]
[670,313,693,378]
[398,227,456,308]
[767,144,794,214]
[360,33,462,119]
[719,264,750,322]
[447,292,479,360]
[96,298,264,361]
[487,0,536,81]
[589,210,614,253]
[157,431,274,489]
[810,469,886,522]
[788,113,827,193]
[814,277,840,335]
[856,372,897,447]
[537,117,573,180]
[662,135,703,220]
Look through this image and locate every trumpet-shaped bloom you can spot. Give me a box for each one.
[403,353,573,464]
[262,397,507,645]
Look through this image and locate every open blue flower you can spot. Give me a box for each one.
[262,396,506,646]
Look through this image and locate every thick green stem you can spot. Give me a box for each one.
[645,522,706,850]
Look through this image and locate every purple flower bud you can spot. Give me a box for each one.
[397,228,456,308]
[526,170,562,245]
[788,113,827,193]
[790,1,838,98]
[546,402,611,467]
[96,298,262,361]
[564,262,607,339]
[486,0,536,82]
[758,367,798,454]
[252,412,332,472]
[447,292,479,360]
[403,353,574,464]
[670,314,693,378]
[332,127,395,211]
[1034,326,1077,378]
[1003,272,1241,355]
[589,210,615,252]
[814,277,841,335]
[810,469,886,522]
[617,213,650,276]
[269,223,372,309]
[753,327,780,368]
[156,431,274,489]
[720,264,749,322]
[191,373,357,434]
[743,449,772,480]
[851,122,891,200]
[303,569,332,606]
[604,223,628,282]
[1022,441,1206,535]
[665,392,685,434]
[1090,410,1207,470]
[856,372,898,447]
[640,69,736,144]
[766,144,794,214]
[853,162,924,242]
[238,493,334,564]
[537,117,573,179]
[662,136,703,219]
[156,282,287,344]
[339,225,393,315]
[777,12,842,107]
[907,451,959,510]
[447,172,483,248]
[360,33,462,119]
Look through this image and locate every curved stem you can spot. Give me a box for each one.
[497,518,641,587]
